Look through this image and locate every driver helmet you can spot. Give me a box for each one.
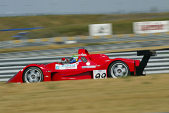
[70,55,78,63]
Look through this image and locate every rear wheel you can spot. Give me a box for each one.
[108,61,130,78]
[23,67,43,83]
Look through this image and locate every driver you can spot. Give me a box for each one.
[69,55,78,63]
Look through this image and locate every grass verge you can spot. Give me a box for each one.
[0,74,169,113]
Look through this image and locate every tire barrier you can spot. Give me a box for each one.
[0,49,169,82]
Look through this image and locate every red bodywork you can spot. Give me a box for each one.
[8,49,140,83]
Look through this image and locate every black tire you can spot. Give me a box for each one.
[23,67,43,83]
[107,61,130,78]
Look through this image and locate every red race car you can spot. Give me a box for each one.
[8,49,156,83]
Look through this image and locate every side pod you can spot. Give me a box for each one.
[136,50,156,75]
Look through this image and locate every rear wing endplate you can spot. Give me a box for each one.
[136,50,156,75]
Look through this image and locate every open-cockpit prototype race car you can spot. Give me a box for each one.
[8,49,156,83]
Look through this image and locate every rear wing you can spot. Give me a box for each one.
[136,50,156,75]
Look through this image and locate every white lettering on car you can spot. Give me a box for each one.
[55,64,77,69]
[82,66,96,68]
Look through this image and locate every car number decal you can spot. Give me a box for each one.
[93,70,107,79]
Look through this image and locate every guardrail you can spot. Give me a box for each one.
[0,49,169,82]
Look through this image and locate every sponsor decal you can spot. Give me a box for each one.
[76,62,79,65]
[133,21,169,34]
[86,62,90,66]
[80,53,87,56]
[141,24,163,31]
[55,64,77,70]
[89,23,112,36]
[82,66,96,68]
[78,59,82,62]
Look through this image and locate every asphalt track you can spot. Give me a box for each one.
[0,33,169,58]
[0,33,169,51]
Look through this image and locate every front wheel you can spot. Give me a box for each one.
[108,61,130,78]
[23,67,43,83]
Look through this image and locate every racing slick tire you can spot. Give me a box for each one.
[23,67,44,83]
[108,61,130,78]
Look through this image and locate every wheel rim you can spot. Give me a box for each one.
[24,68,42,83]
[111,63,128,78]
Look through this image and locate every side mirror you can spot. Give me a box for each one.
[61,58,66,61]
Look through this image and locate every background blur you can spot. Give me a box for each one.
[1,1,169,113]
[0,0,169,16]
[0,0,169,41]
